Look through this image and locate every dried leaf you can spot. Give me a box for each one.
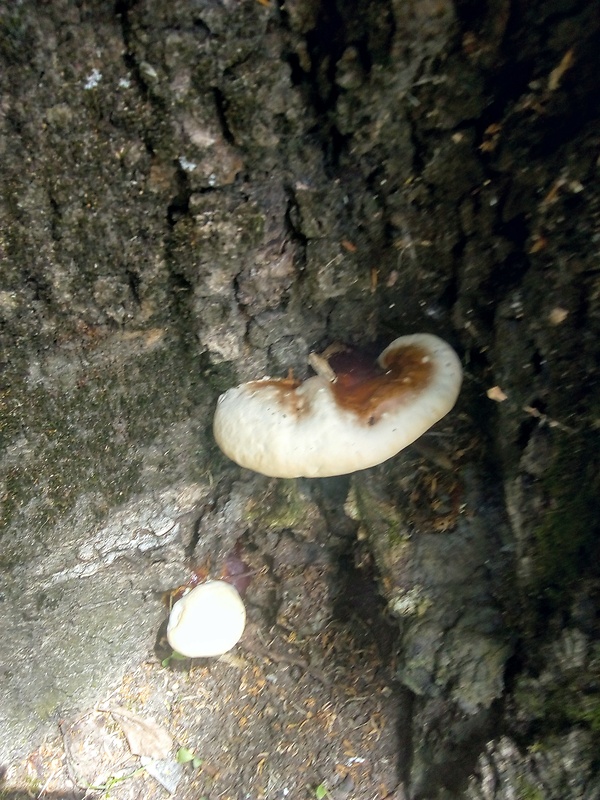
[486,386,508,403]
[548,48,575,91]
[528,235,547,254]
[548,307,569,325]
[107,706,173,760]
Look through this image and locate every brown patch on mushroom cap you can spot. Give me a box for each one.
[243,344,435,426]
[243,376,309,417]
[331,344,434,425]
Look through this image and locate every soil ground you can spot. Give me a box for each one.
[3,524,408,800]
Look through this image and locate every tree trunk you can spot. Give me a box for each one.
[1,0,599,796]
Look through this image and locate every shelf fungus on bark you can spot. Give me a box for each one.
[213,333,463,479]
[167,580,246,658]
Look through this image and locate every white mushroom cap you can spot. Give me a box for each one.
[167,580,246,658]
[213,333,462,478]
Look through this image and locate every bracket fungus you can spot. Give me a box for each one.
[167,579,246,658]
[213,333,462,478]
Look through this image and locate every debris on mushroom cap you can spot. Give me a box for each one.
[213,333,462,479]
[167,580,246,658]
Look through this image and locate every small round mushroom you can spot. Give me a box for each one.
[167,579,246,658]
[213,333,462,478]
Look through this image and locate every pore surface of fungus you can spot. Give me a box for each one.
[167,580,246,658]
[213,333,462,478]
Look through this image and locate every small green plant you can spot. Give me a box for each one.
[314,782,331,799]
[176,746,203,769]
[87,766,146,797]
[161,650,188,668]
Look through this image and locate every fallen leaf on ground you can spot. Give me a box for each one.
[104,706,173,760]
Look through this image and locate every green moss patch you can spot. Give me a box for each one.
[0,334,217,536]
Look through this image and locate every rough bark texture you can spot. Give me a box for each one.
[1,0,599,797]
